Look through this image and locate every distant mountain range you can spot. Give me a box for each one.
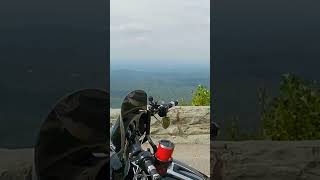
[110,66,210,108]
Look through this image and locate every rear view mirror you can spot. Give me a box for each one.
[162,116,171,129]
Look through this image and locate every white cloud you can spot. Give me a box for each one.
[111,23,152,34]
[111,0,210,64]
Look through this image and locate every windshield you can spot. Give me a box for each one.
[110,90,147,151]
[121,90,148,119]
[35,89,109,178]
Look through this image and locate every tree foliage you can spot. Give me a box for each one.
[192,85,210,106]
[263,74,320,140]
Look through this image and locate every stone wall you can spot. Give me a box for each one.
[111,106,211,144]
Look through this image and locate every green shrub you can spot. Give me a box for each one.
[262,74,320,140]
[192,85,210,106]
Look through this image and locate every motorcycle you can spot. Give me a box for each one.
[32,89,209,180]
[110,90,209,180]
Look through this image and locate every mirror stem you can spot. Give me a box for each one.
[147,135,157,153]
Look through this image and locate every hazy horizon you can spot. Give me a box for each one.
[110,59,210,72]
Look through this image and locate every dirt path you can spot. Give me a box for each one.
[173,144,210,176]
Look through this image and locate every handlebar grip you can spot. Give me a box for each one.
[137,151,161,180]
[144,159,161,180]
[169,100,178,107]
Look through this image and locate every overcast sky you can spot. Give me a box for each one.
[110,0,210,66]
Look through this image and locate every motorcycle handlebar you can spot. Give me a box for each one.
[149,97,178,117]
[137,151,161,180]
[166,100,179,108]
[144,158,161,180]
